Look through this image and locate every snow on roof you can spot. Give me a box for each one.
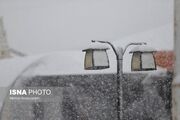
[82,42,110,51]
[129,45,156,53]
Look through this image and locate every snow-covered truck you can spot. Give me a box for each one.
[0,43,173,120]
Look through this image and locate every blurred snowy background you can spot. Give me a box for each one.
[0,0,173,55]
[0,0,174,119]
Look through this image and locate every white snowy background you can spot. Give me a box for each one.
[0,0,174,110]
[0,0,173,54]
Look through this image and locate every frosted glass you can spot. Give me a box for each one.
[93,51,109,67]
[142,53,155,69]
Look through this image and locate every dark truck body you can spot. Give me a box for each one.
[1,72,172,120]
